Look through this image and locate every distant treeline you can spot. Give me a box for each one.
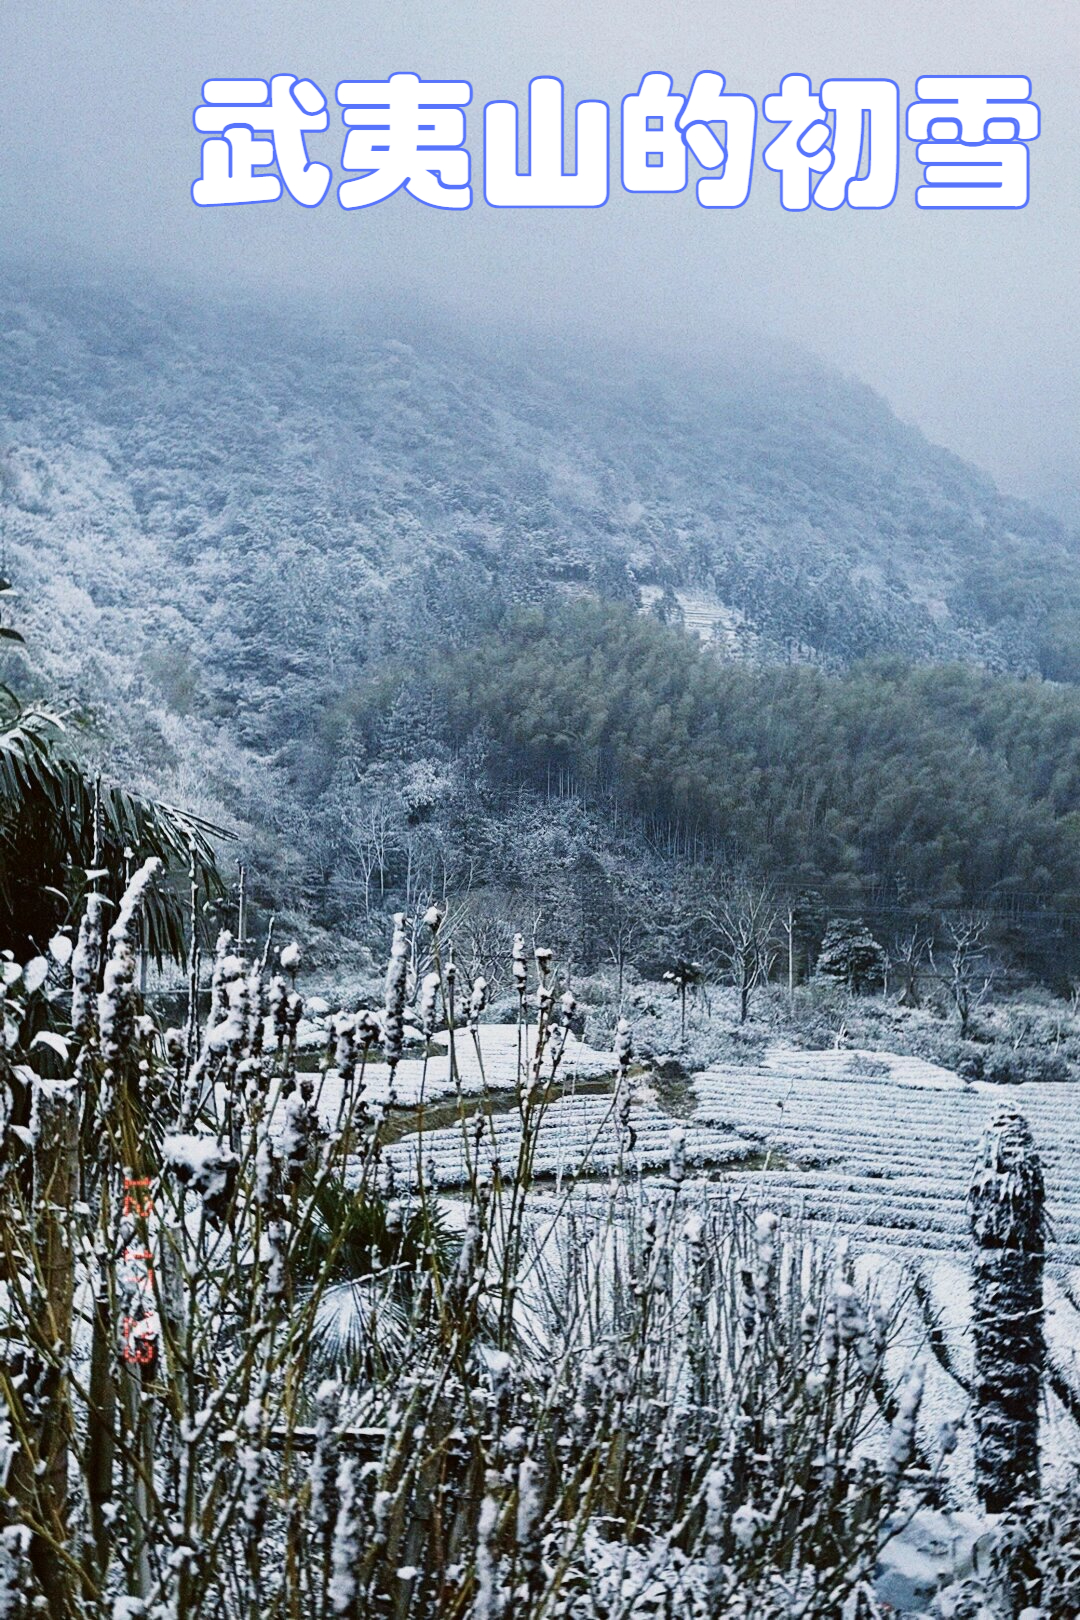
[412,599,1080,922]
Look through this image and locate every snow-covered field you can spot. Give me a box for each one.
[690,1044,1080,1266]
[329,1027,1080,1495]
[380,1087,757,1187]
[312,1020,617,1112]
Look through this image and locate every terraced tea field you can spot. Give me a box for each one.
[690,1045,1080,1268]
[369,1035,1080,1488]
[336,1026,1080,1491]
[687,1044,1080,1485]
[380,1087,756,1186]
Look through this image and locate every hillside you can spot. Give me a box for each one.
[3,270,1080,955]
[4,273,1079,693]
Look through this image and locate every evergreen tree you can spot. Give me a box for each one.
[590,557,640,609]
[968,1108,1046,1515]
[649,583,684,629]
[814,918,887,994]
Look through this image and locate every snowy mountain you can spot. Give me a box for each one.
[2,268,1079,877]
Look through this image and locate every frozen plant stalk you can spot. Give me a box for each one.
[383,913,409,1075]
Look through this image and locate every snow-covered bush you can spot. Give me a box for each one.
[993,1473,1080,1614]
[979,1046,1070,1085]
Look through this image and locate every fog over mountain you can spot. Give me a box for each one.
[4,273,1077,725]
[5,271,1080,954]
[2,0,1077,511]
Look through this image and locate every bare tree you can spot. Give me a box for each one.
[604,914,642,999]
[891,922,932,1008]
[349,801,396,913]
[702,875,782,1024]
[932,912,995,1036]
[454,893,525,988]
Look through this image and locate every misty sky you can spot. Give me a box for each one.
[1,0,1076,516]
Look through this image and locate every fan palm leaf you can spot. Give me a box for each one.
[0,688,229,963]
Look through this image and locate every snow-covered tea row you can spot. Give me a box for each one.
[377,1091,757,1189]
[692,1046,1080,1269]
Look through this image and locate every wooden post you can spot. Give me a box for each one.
[786,906,795,1010]
[237,861,247,952]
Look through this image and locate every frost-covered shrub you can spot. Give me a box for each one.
[992,1474,1080,1614]
[561,970,618,1010]
[950,1042,990,1081]
[980,1046,1070,1085]
[842,1054,891,1078]
[587,991,770,1074]
[951,1040,1072,1086]
[782,980,882,1049]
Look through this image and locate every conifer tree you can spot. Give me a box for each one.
[814,918,887,995]
[968,1108,1046,1513]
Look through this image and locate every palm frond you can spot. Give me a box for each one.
[0,695,231,962]
[307,1277,410,1381]
[298,1172,458,1289]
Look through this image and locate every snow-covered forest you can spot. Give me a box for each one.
[2,272,1080,1616]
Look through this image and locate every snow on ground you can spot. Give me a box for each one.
[875,1509,991,1616]
[378,1089,757,1189]
[637,584,758,654]
[329,1021,1080,1536]
[693,1048,1080,1266]
[763,1044,968,1091]
[317,1026,1080,1493]
[313,1021,617,1115]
